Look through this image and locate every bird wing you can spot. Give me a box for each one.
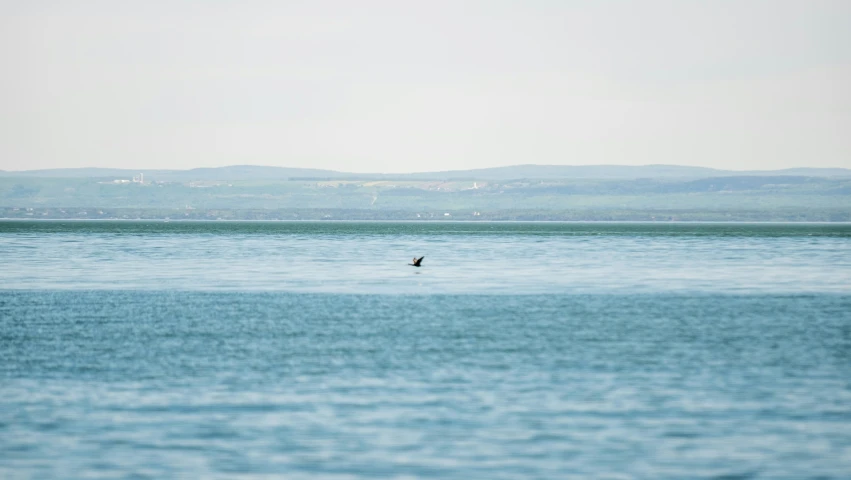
[415,256,424,265]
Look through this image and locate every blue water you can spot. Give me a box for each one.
[1,221,850,479]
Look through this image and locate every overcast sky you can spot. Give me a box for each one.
[1,0,849,173]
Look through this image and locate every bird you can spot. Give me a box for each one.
[409,256,424,267]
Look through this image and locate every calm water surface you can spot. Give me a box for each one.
[1,221,850,479]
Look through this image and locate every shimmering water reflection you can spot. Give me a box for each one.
[1,222,850,479]
[1,221,849,293]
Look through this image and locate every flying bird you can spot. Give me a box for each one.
[409,256,424,267]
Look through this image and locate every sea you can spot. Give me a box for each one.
[1,220,850,479]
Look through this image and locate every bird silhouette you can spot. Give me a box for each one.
[409,256,424,267]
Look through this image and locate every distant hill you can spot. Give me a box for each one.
[178,165,342,180]
[1,164,849,181]
[0,165,342,181]
[741,167,851,177]
[401,164,725,180]
[401,164,851,180]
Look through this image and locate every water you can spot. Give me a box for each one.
[1,221,850,479]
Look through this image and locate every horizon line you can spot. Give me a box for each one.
[2,163,850,175]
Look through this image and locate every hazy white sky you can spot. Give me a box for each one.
[1,0,849,172]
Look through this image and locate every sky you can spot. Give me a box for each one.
[1,0,849,173]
